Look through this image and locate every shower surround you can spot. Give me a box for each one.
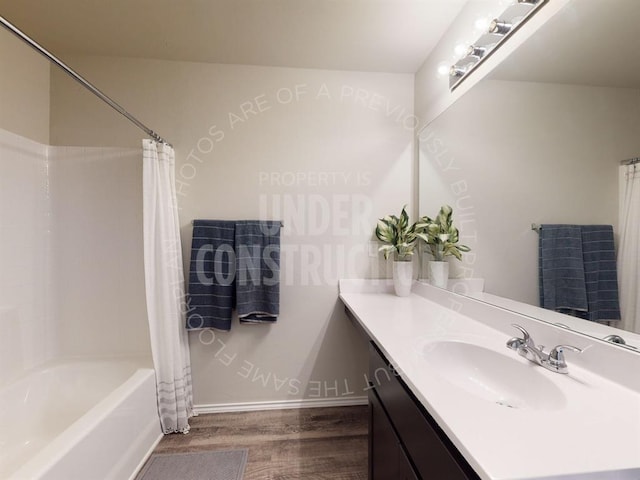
[0,127,159,478]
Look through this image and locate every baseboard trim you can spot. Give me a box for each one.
[194,396,368,414]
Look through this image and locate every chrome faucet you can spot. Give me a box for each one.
[506,324,582,374]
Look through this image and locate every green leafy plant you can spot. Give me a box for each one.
[375,205,418,261]
[416,204,470,261]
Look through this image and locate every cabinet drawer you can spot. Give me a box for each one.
[369,342,478,480]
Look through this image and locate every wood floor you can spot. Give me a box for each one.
[144,405,369,480]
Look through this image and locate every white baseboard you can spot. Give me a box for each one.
[194,396,368,415]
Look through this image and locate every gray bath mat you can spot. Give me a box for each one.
[137,449,248,480]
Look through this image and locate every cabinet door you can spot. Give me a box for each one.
[369,342,479,480]
[398,448,420,480]
[369,390,401,480]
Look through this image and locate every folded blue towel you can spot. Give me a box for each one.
[186,220,236,331]
[539,224,621,322]
[235,221,280,324]
[539,225,588,312]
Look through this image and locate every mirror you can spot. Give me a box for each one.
[419,0,640,350]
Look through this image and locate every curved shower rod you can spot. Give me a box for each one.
[0,15,173,148]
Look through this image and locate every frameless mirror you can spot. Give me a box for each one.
[419,0,640,351]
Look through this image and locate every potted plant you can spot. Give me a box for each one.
[375,205,418,296]
[416,204,470,288]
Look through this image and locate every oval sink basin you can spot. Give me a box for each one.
[422,341,567,411]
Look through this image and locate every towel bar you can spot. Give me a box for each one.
[190,219,284,226]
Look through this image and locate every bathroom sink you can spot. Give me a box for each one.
[422,341,567,410]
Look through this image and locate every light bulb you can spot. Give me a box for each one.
[454,43,468,57]
[474,16,491,32]
[437,63,450,77]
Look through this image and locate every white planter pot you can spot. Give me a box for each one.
[428,261,449,289]
[393,261,413,297]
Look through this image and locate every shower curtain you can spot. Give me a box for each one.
[618,164,640,334]
[142,139,193,433]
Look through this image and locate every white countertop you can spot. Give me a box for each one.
[340,279,640,480]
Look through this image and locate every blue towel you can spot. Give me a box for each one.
[235,221,281,324]
[539,224,621,322]
[580,225,621,322]
[187,220,236,331]
[539,225,588,312]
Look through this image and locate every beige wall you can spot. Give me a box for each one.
[419,79,640,305]
[50,56,414,406]
[0,28,50,144]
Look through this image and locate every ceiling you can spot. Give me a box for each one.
[0,0,467,73]
[491,0,640,89]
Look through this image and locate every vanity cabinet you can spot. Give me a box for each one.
[370,390,419,479]
[368,341,480,480]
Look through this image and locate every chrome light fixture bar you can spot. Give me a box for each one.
[449,0,548,91]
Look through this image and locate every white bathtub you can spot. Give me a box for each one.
[0,358,163,480]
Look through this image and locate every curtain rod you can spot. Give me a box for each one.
[0,15,172,148]
[621,157,640,166]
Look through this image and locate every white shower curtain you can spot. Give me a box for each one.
[142,139,193,433]
[618,164,640,334]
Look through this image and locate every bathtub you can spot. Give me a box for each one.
[0,358,163,480]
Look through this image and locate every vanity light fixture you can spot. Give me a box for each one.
[448,0,548,90]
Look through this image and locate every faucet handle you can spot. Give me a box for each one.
[543,344,582,374]
[506,324,533,350]
[603,334,626,345]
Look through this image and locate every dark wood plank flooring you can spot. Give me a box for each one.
[144,405,368,480]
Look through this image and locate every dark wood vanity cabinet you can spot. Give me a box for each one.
[368,341,480,480]
[370,390,420,480]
